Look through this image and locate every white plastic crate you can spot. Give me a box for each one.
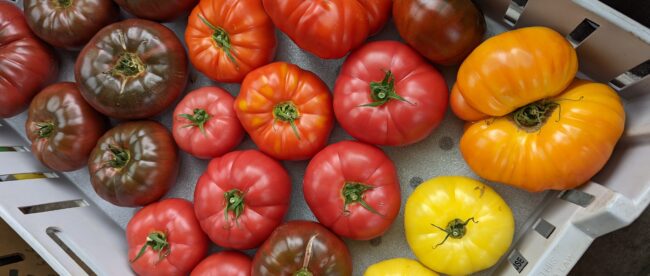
[1,0,649,275]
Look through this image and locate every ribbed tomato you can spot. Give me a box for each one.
[191,251,251,276]
[113,0,196,22]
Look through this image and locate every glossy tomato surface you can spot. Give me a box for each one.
[89,121,179,207]
[194,150,291,250]
[114,0,196,22]
[252,221,353,276]
[75,19,188,119]
[173,87,244,159]
[127,198,208,276]
[191,251,252,276]
[334,41,448,146]
[0,1,58,118]
[393,0,485,65]
[304,141,401,240]
[186,0,276,82]
[262,0,391,59]
[25,82,105,172]
[235,62,334,160]
[24,0,118,49]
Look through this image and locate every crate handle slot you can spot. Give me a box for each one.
[0,146,30,152]
[533,218,556,239]
[19,199,88,215]
[0,253,24,267]
[566,18,600,47]
[559,189,596,207]
[504,0,529,27]
[609,59,650,91]
[45,227,97,276]
[508,249,529,273]
[0,172,58,182]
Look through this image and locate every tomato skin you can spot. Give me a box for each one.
[334,41,448,146]
[194,150,291,250]
[113,0,196,22]
[0,1,58,118]
[449,83,488,122]
[173,87,244,159]
[191,251,252,276]
[303,141,401,240]
[393,0,485,65]
[75,19,188,119]
[127,198,209,276]
[235,62,334,161]
[252,221,353,276]
[25,82,106,172]
[461,80,625,192]
[364,258,438,276]
[262,0,391,59]
[185,0,276,83]
[23,0,118,49]
[405,176,514,275]
[89,121,179,207]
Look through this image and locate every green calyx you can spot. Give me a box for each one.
[361,70,413,107]
[431,217,479,249]
[273,101,301,140]
[224,189,245,225]
[107,145,131,169]
[179,108,211,134]
[54,0,72,8]
[130,231,170,263]
[512,100,559,131]
[110,52,145,79]
[342,182,382,216]
[35,122,55,138]
[293,235,317,276]
[294,268,313,276]
[197,14,238,67]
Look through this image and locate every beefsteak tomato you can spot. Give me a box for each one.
[173,87,244,159]
[0,1,58,118]
[303,141,401,240]
[75,19,188,119]
[235,62,334,160]
[113,0,196,22]
[194,150,291,250]
[25,82,106,172]
[89,121,179,207]
[364,258,438,276]
[185,0,277,83]
[334,41,448,146]
[252,221,353,276]
[23,0,118,49]
[191,251,252,276]
[127,198,208,276]
[405,176,514,275]
[262,0,391,59]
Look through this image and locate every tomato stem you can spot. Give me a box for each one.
[197,14,238,67]
[294,235,317,276]
[431,217,479,249]
[107,145,131,169]
[110,52,146,80]
[342,182,382,216]
[35,122,55,138]
[512,101,559,131]
[273,102,301,140]
[130,231,170,263]
[179,108,211,135]
[55,0,72,8]
[361,70,414,107]
[224,189,245,226]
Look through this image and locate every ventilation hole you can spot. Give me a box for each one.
[508,250,529,273]
[369,236,382,247]
[609,60,650,90]
[409,176,424,189]
[46,227,97,276]
[534,218,556,238]
[567,19,600,47]
[0,146,30,152]
[19,199,88,214]
[9,269,18,276]
[0,253,24,266]
[559,189,595,207]
[0,172,58,182]
[503,0,529,26]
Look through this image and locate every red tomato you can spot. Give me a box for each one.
[234,62,334,161]
[191,251,252,276]
[262,0,391,59]
[173,87,244,159]
[0,1,58,118]
[127,198,208,276]
[194,150,292,250]
[334,41,448,146]
[303,141,401,240]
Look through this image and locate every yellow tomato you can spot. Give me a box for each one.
[364,258,438,276]
[405,176,514,275]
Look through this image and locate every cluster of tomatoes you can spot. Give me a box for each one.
[0,0,627,275]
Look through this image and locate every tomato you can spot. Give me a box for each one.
[364,258,438,276]
[191,251,252,276]
[235,62,334,160]
[185,0,276,83]
[0,1,58,118]
[172,87,244,159]
[303,141,400,240]
[194,150,291,250]
[113,0,196,22]
[252,221,353,276]
[405,176,514,275]
[127,198,208,276]
[393,0,485,65]
[461,80,625,191]
[25,82,106,172]
[89,121,179,207]
[75,19,188,119]
[262,0,391,59]
[23,0,118,49]
[334,41,448,146]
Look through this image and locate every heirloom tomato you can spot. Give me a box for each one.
[127,198,208,276]
[191,251,252,276]
[113,0,196,22]
[364,258,438,276]
[262,0,391,59]
[186,0,276,83]
[26,82,106,172]
[194,150,291,250]
[304,141,401,240]
[235,62,334,160]
[405,176,514,275]
[334,41,448,146]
